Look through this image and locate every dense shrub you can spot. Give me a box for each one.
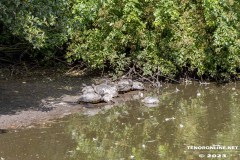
[1,0,240,80]
[0,0,70,61]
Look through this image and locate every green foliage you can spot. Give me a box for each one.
[66,0,177,76]
[1,0,240,79]
[0,0,69,51]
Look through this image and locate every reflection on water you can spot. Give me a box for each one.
[68,83,240,160]
[1,83,240,160]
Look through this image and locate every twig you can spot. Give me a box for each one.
[158,73,180,84]
[0,58,13,64]
[54,57,69,65]
[132,68,155,85]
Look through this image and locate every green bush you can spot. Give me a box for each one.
[0,0,70,62]
[1,0,240,80]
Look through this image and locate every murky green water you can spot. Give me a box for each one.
[0,120,76,160]
[1,83,240,160]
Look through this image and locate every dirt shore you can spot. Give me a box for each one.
[0,70,143,129]
[0,92,141,129]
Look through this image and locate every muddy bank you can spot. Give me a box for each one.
[0,94,80,129]
[0,70,92,129]
[0,92,143,129]
[0,71,145,129]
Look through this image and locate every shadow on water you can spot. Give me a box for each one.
[1,82,240,159]
[0,74,95,115]
[0,129,7,134]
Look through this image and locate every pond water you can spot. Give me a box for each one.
[0,120,76,160]
[1,82,240,160]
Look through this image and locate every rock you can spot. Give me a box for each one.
[132,81,144,90]
[117,79,133,92]
[132,92,144,100]
[79,79,144,104]
[141,96,159,104]
[82,86,95,94]
[78,92,102,103]
[102,94,114,103]
[93,84,118,97]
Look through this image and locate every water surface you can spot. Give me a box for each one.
[1,82,240,160]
